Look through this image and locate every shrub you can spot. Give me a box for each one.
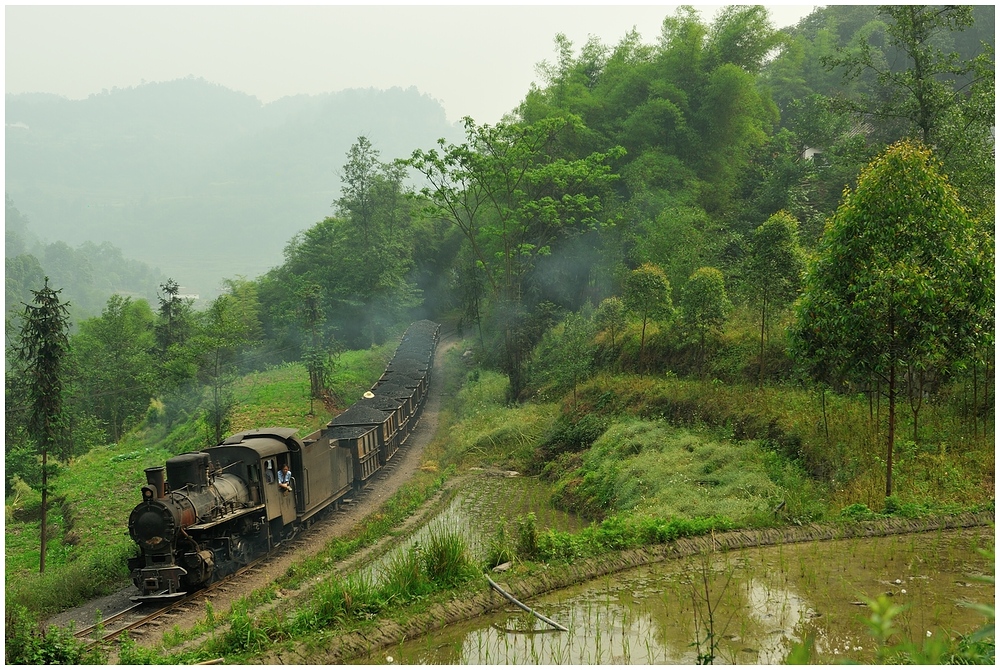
[840,502,877,521]
[220,602,271,655]
[4,603,105,665]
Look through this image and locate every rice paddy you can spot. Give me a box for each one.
[354,528,994,664]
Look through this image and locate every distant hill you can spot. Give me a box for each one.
[6,78,463,298]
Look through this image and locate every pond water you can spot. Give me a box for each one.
[357,527,993,664]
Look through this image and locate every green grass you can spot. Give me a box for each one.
[546,418,823,524]
[435,367,559,470]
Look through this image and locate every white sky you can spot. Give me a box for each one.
[5,3,819,125]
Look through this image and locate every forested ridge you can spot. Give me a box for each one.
[4,7,994,660]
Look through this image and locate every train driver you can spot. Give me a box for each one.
[278,463,292,494]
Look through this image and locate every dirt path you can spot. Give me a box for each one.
[48,327,461,645]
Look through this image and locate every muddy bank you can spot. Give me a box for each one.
[255,509,993,665]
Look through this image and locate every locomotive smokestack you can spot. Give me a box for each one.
[145,466,166,498]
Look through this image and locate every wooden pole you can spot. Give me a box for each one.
[486,575,568,632]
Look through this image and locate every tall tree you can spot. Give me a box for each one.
[794,140,987,498]
[744,211,805,386]
[595,296,626,349]
[824,4,994,213]
[623,262,673,375]
[10,278,71,573]
[196,278,262,444]
[155,278,195,354]
[336,136,420,345]
[297,282,340,410]
[407,116,621,400]
[71,295,157,442]
[681,266,729,378]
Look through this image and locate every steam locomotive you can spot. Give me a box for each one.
[127,320,440,600]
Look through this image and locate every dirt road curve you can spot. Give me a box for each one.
[47,328,460,640]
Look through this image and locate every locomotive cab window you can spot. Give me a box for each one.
[264,458,276,484]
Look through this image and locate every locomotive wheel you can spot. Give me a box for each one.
[231,537,251,565]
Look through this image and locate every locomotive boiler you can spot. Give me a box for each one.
[127,321,440,600]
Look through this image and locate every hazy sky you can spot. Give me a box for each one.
[6,3,818,125]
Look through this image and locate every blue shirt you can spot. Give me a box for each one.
[278,469,291,485]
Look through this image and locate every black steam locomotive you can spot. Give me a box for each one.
[127,321,440,600]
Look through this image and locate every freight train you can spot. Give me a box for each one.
[126,320,440,600]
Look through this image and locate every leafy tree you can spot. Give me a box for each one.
[195,278,262,444]
[336,136,421,345]
[70,295,157,442]
[623,262,672,375]
[793,140,988,497]
[530,306,596,404]
[824,5,994,212]
[706,4,784,74]
[681,266,729,378]
[155,278,195,353]
[595,296,626,349]
[153,278,199,393]
[8,278,71,573]
[407,116,621,400]
[744,211,805,385]
[297,282,340,409]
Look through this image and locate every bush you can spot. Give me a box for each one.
[839,502,877,521]
[484,519,516,568]
[4,603,105,665]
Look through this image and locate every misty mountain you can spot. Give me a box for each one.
[5,77,463,299]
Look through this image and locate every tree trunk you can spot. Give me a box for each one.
[972,360,978,438]
[886,362,896,499]
[758,298,767,388]
[638,312,648,378]
[821,387,829,446]
[40,447,47,573]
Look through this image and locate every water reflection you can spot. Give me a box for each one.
[357,528,993,664]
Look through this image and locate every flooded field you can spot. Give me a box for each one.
[358,527,993,664]
[360,473,586,581]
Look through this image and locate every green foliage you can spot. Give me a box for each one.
[680,266,729,377]
[527,514,731,563]
[794,140,990,496]
[407,115,622,399]
[595,297,626,350]
[743,211,804,385]
[4,603,106,665]
[484,518,517,568]
[70,294,158,442]
[514,513,539,560]
[548,417,815,524]
[117,634,166,665]
[528,306,597,401]
[623,262,672,373]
